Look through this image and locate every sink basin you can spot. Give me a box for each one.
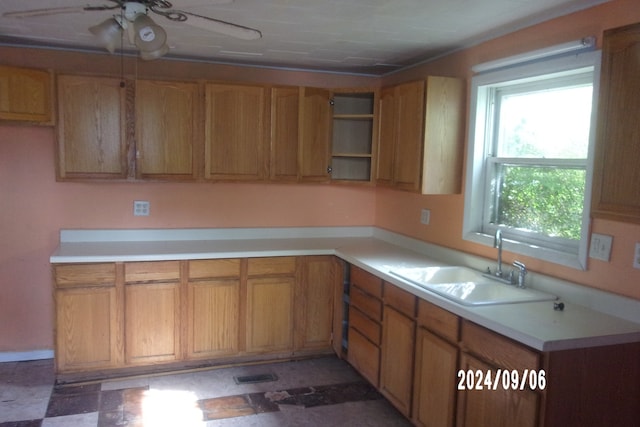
[389,266,557,306]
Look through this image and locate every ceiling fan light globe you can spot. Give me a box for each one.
[89,18,122,54]
[133,14,166,52]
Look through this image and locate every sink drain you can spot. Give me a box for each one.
[234,373,278,384]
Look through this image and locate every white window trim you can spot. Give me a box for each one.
[463,50,602,270]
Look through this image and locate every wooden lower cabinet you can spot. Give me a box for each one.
[246,276,295,353]
[413,328,458,427]
[55,286,119,371]
[379,304,416,417]
[379,283,417,417]
[53,263,121,373]
[456,354,538,427]
[187,259,241,359]
[295,256,336,351]
[125,282,182,365]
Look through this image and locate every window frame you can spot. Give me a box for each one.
[463,50,602,270]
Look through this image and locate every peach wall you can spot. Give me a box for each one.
[377,0,640,300]
[0,125,376,352]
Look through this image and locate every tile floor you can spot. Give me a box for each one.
[0,356,412,426]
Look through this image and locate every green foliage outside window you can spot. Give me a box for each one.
[495,166,585,240]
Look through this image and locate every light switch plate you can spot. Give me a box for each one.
[133,200,150,216]
[420,209,431,225]
[634,243,640,270]
[589,233,613,262]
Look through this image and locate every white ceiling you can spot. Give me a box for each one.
[0,0,609,76]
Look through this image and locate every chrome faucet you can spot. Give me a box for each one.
[494,229,503,278]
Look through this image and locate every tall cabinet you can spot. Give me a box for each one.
[592,22,640,223]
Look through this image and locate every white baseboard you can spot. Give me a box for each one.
[0,350,54,363]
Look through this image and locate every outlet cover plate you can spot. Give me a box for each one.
[133,200,150,216]
[634,243,640,270]
[589,233,613,262]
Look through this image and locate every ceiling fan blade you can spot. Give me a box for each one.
[3,5,117,19]
[180,11,262,41]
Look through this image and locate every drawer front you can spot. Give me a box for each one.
[189,259,241,280]
[125,261,180,283]
[417,299,459,343]
[350,286,382,322]
[247,257,296,276]
[461,320,539,371]
[384,282,416,317]
[349,305,381,345]
[351,266,382,298]
[54,263,115,288]
[347,327,380,387]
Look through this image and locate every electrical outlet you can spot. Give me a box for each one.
[133,200,150,216]
[589,233,613,262]
[634,243,640,270]
[420,209,431,225]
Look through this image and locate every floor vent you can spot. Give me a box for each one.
[234,373,278,385]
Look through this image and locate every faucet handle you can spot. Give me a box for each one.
[512,260,527,288]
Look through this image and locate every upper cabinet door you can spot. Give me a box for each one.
[393,80,426,192]
[204,83,267,181]
[299,87,331,182]
[0,65,52,124]
[592,22,640,224]
[376,86,397,187]
[270,86,300,182]
[57,75,127,180]
[135,80,200,180]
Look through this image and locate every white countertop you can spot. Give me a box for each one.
[50,227,640,352]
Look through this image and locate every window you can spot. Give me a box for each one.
[463,50,601,270]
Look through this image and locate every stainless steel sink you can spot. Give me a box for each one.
[389,266,556,306]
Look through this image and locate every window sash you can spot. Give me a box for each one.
[482,157,586,254]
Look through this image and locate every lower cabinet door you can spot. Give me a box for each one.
[413,327,458,427]
[380,305,416,417]
[456,354,539,427]
[347,327,380,387]
[55,287,119,372]
[246,277,294,353]
[187,279,240,359]
[125,282,181,364]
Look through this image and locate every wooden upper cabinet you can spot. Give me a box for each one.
[592,22,640,223]
[135,80,199,180]
[299,87,332,182]
[270,86,300,181]
[376,77,464,194]
[204,83,267,181]
[57,75,127,180]
[0,65,53,123]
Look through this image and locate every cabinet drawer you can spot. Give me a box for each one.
[125,261,180,283]
[189,259,241,280]
[417,299,459,343]
[349,305,381,345]
[351,266,382,298]
[54,263,115,288]
[351,286,382,322]
[347,327,380,387]
[461,320,539,371]
[247,257,296,276]
[384,282,416,317]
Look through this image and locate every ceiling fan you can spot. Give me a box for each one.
[2,0,262,60]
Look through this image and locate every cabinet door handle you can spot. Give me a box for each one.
[327,166,333,174]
